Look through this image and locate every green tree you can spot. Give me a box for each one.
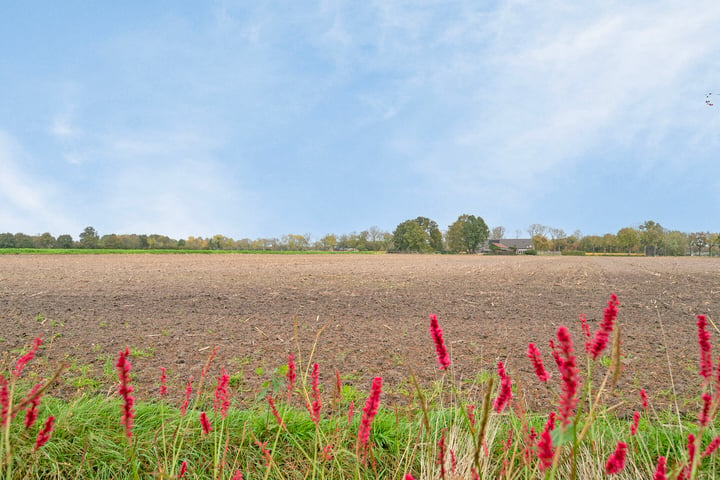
[79,226,100,249]
[13,233,34,248]
[664,231,688,256]
[320,234,337,251]
[34,232,56,248]
[616,228,640,254]
[100,234,122,249]
[639,220,664,256]
[55,234,74,249]
[0,233,15,248]
[447,214,490,253]
[392,219,430,252]
[413,217,443,251]
[532,234,551,252]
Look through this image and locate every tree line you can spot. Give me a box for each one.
[1,218,719,256]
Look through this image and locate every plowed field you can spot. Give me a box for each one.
[2,254,719,412]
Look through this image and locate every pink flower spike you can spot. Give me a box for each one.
[697,315,713,379]
[199,411,212,434]
[653,456,667,480]
[178,461,187,478]
[180,376,194,418]
[0,376,8,427]
[466,404,476,427]
[493,361,513,413]
[702,435,720,458]
[14,336,42,378]
[579,313,593,354]
[213,367,230,418]
[357,377,382,449]
[556,326,579,428]
[429,314,451,370]
[308,363,321,425]
[286,353,296,399]
[630,411,640,436]
[536,428,554,471]
[640,389,649,411]
[604,441,627,475]
[231,470,243,480]
[267,395,285,429]
[33,415,54,451]
[527,343,549,382]
[158,367,167,397]
[115,347,135,439]
[699,393,712,427]
[23,383,44,429]
[589,294,619,359]
[404,475,417,480]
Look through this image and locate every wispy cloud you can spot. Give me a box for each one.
[0,131,75,234]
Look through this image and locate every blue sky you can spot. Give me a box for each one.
[1,1,719,241]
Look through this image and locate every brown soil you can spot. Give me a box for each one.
[1,254,719,413]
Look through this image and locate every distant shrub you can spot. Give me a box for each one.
[524,249,537,255]
[561,250,585,256]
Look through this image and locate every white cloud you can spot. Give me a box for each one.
[0,131,74,234]
[50,115,79,138]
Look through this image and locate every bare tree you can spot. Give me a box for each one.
[490,226,505,240]
[527,224,547,238]
[548,227,566,240]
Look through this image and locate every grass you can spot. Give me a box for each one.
[0,249,385,255]
[2,297,720,479]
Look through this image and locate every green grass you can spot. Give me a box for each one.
[0,248,386,255]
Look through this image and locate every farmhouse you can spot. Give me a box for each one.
[486,238,534,254]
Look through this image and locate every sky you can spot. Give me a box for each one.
[1,1,719,241]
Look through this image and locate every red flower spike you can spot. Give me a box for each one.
[653,456,667,480]
[255,440,272,467]
[357,377,382,449]
[178,461,187,478]
[556,326,579,428]
[527,343,549,382]
[604,441,627,474]
[493,361,513,413]
[158,367,167,397]
[14,336,42,378]
[33,415,54,451]
[589,294,619,359]
[267,395,285,429]
[699,393,712,427]
[466,404,476,427]
[536,428,555,471]
[0,376,8,428]
[213,367,230,418]
[115,347,135,439]
[231,470,243,480]
[579,313,591,347]
[180,376,193,418]
[640,389,649,411]
[199,411,212,434]
[308,363,321,425]
[429,314,451,370]
[286,353,296,399]
[23,383,43,429]
[702,435,720,458]
[630,410,640,436]
[436,431,447,479]
[697,315,713,379]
